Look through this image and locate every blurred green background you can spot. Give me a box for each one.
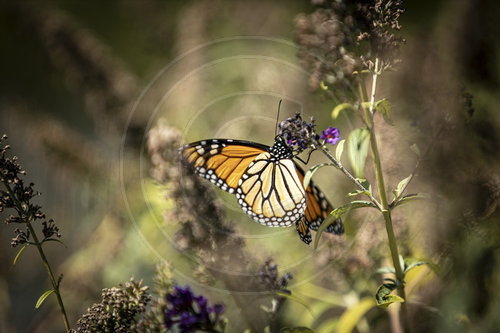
[1,0,500,332]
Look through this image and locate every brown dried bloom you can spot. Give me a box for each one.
[295,0,405,97]
[1,135,62,247]
[71,278,151,333]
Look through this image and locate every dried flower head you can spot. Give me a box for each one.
[164,284,226,333]
[0,135,62,246]
[295,0,405,97]
[278,112,320,153]
[257,259,293,316]
[72,278,151,333]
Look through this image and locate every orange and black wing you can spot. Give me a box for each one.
[236,153,306,227]
[181,139,267,193]
[181,139,306,227]
[295,165,344,244]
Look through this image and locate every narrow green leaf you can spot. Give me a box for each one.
[335,139,345,161]
[13,244,28,266]
[320,81,328,91]
[410,143,420,156]
[375,99,393,125]
[393,175,412,199]
[375,284,404,308]
[348,178,372,197]
[280,327,315,333]
[348,128,370,178]
[392,193,426,209]
[57,274,64,288]
[332,103,356,120]
[35,289,55,309]
[376,266,396,275]
[275,291,313,316]
[338,297,376,333]
[314,201,377,249]
[403,257,437,275]
[348,189,367,197]
[303,163,334,190]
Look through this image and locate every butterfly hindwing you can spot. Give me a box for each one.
[295,166,344,244]
[236,152,306,227]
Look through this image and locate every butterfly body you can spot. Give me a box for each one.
[181,136,343,244]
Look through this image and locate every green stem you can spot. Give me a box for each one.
[360,59,407,331]
[315,144,383,211]
[5,182,70,332]
[26,222,70,332]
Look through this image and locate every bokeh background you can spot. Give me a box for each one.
[1,0,500,332]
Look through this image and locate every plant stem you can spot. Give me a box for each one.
[360,58,407,331]
[315,145,383,211]
[5,182,70,332]
[26,222,71,332]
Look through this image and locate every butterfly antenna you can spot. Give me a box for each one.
[275,99,282,137]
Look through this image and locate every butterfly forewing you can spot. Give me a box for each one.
[181,139,266,193]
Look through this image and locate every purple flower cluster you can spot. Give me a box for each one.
[278,113,341,153]
[164,285,225,333]
[278,112,320,153]
[321,127,341,145]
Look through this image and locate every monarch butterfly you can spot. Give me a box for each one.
[181,136,343,244]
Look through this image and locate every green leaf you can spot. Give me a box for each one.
[332,103,356,120]
[404,259,428,274]
[275,291,313,316]
[392,175,412,199]
[13,244,28,266]
[336,139,345,162]
[376,266,396,275]
[348,178,372,197]
[348,128,370,178]
[280,326,315,333]
[403,258,437,275]
[320,81,328,91]
[338,297,376,333]
[314,201,377,250]
[35,289,55,309]
[375,284,404,308]
[410,143,420,157]
[303,163,334,190]
[392,193,426,209]
[375,99,393,125]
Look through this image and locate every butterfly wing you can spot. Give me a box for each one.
[236,153,306,227]
[182,139,306,227]
[181,139,342,245]
[295,165,344,244]
[181,139,267,193]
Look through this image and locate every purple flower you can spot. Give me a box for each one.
[321,127,341,145]
[164,284,226,332]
